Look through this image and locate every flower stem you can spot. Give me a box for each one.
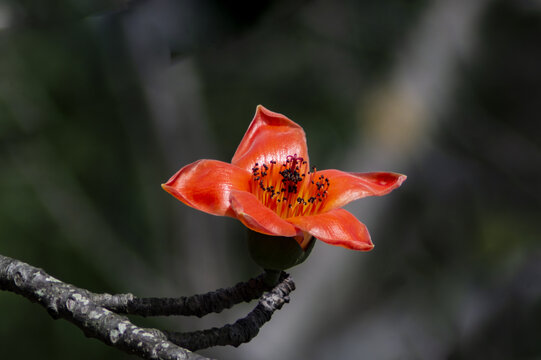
[262,269,282,287]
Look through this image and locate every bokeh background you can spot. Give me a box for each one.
[1,0,540,359]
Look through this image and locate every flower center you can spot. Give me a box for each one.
[250,154,330,219]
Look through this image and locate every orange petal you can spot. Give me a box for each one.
[231,105,310,172]
[230,190,298,237]
[319,170,407,212]
[287,209,373,251]
[162,160,250,217]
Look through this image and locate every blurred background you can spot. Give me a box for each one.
[1,0,540,359]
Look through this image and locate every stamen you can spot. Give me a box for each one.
[250,154,330,219]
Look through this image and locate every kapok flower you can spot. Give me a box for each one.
[162,105,406,252]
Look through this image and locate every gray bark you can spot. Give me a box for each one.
[0,254,294,359]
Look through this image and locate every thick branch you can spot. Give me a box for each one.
[164,274,296,351]
[0,254,210,360]
[0,253,296,357]
[97,273,273,317]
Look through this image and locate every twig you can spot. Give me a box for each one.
[96,273,273,317]
[164,274,295,351]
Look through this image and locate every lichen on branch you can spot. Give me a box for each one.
[0,254,295,360]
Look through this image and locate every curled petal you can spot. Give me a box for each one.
[162,160,250,217]
[287,208,373,251]
[319,170,407,212]
[230,190,298,237]
[231,105,309,172]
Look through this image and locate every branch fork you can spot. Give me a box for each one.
[0,254,295,360]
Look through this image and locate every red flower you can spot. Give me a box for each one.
[162,105,406,251]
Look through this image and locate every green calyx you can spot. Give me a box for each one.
[247,230,316,271]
